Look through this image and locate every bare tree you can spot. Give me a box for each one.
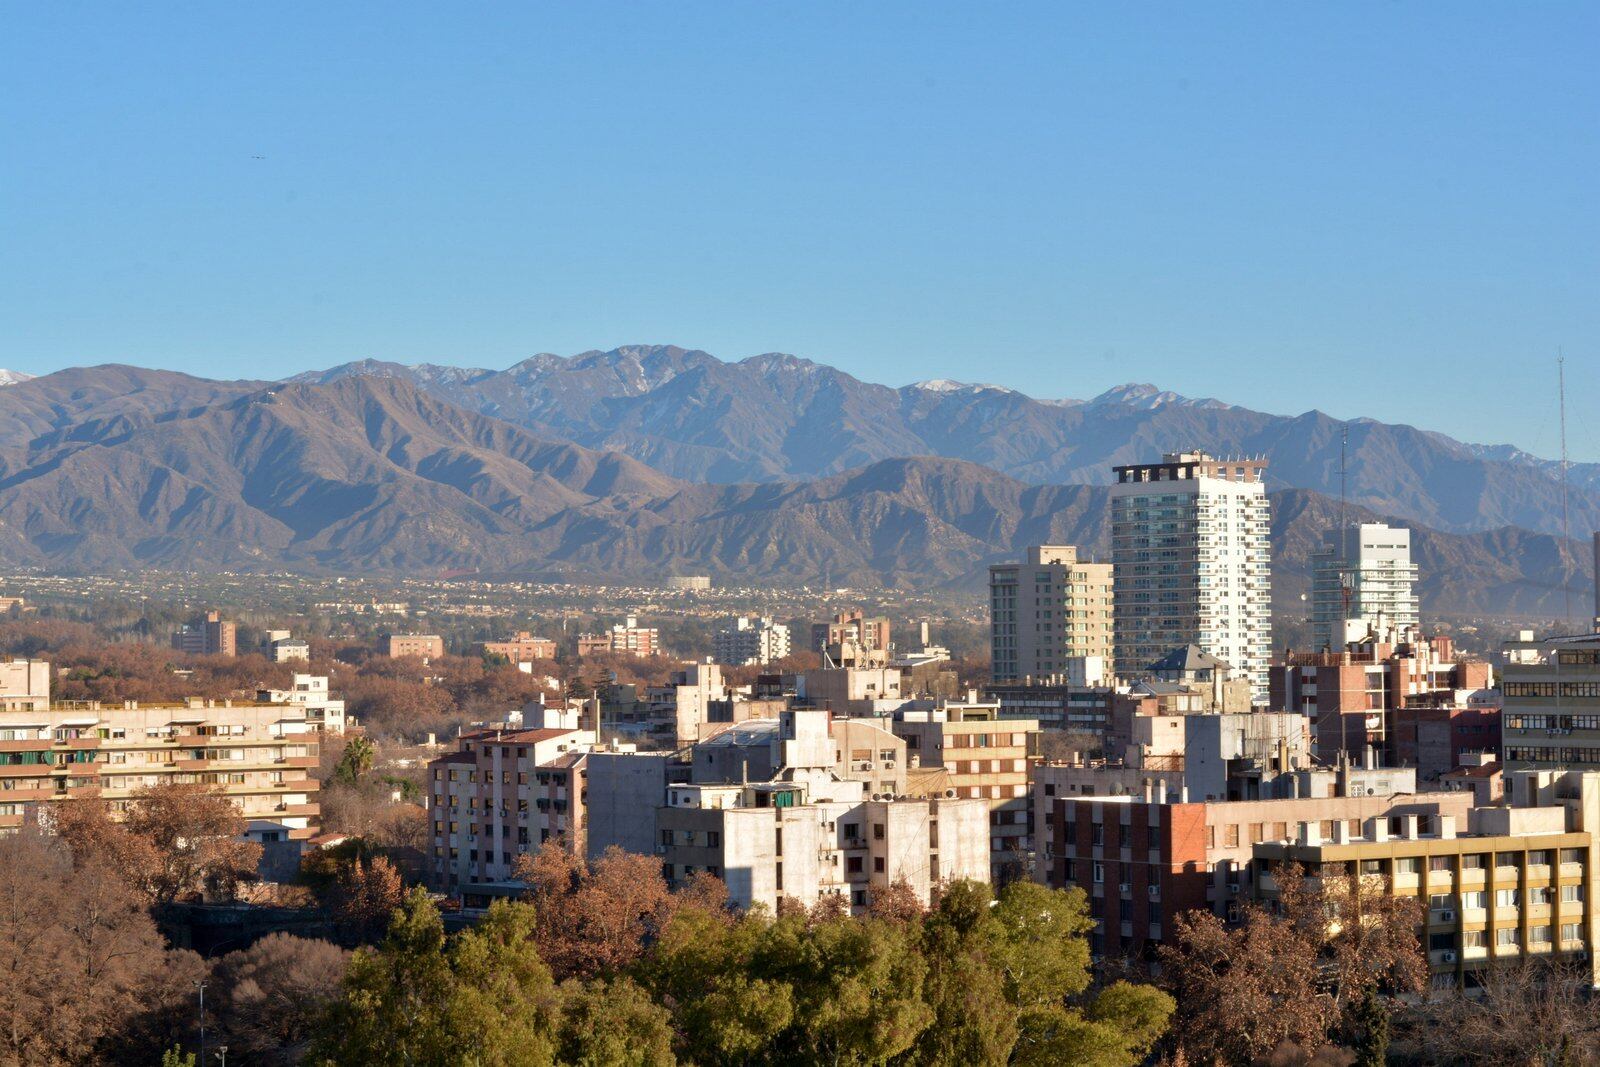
[1402,958,1600,1065]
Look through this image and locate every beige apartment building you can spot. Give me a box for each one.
[427,724,597,892]
[482,631,558,664]
[0,662,321,850]
[384,633,445,659]
[1256,768,1600,990]
[989,545,1114,683]
[886,698,1039,879]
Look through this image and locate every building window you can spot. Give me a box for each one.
[1495,928,1518,947]
[1495,889,1520,908]
[1562,923,1583,944]
[1463,930,1486,948]
[1093,862,1105,884]
[1562,885,1584,903]
[1461,891,1486,910]
[1531,926,1553,945]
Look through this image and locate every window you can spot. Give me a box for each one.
[660,829,674,846]
[847,856,863,874]
[1562,849,1587,865]
[1463,930,1486,948]
[1428,932,1454,951]
[873,857,885,873]
[1562,885,1584,903]
[1224,825,1239,848]
[1429,856,1452,872]
[1529,850,1551,867]
[1531,926,1553,945]
[1495,889,1520,908]
[1395,858,1420,875]
[1461,891,1486,910]
[1429,893,1453,910]
[1093,862,1105,884]
[1562,923,1583,944]
[1530,886,1552,906]
[1496,928,1518,947]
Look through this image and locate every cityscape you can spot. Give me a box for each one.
[4,4,1598,1066]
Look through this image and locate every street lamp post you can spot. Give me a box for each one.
[195,980,207,1065]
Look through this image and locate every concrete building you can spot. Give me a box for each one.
[0,689,322,857]
[657,778,989,914]
[714,615,792,666]
[0,659,50,711]
[1311,523,1420,651]
[1273,625,1496,765]
[1501,631,1600,771]
[256,674,346,734]
[1043,787,1473,961]
[812,610,891,668]
[797,666,904,716]
[269,638,310,663]
[171,610,236,657]
[577,616,660,659]
[383,633,445,659]
[426,724,597,892]
[482,631,558,664]
[989,546,1114,684]
[885,698,1038,880]
[665,576,712,591]
[985,677,1119,740]
[1256,768,1600,990]
[1111,451,1272,702]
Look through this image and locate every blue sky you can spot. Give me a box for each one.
[2,4,1596,457]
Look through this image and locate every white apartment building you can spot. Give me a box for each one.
[989,545,1114,683]
[256,674,346,733]
[714,615,792,666]
[1311,522,1420,650]
[1111,451,1272,702]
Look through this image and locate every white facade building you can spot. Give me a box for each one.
[988,545,1114,683]
[256,674,346,733]
[713,615,792,666]
[1111,451,1272,702]
[1310,522,1419,650]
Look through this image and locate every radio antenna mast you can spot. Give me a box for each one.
[1561,352,1573,627]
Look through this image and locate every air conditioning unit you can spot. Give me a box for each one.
[1119,883,1132,894]
[654,844,667,854]
[1439,910,1456,922]
[1228,884,1243,895]
[1440,951,1457,963]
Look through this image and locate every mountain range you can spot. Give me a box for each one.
[0,346,1590,615]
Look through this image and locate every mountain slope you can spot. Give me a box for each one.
[291,345,1600,538]
[0,376,1586,614]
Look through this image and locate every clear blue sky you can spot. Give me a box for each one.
[2,4,1596,457]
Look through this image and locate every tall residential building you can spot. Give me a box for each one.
[426,724,597,892]
[1311,523,1420,650]
[170,610,236,657]
[256,674,347,734]
[714,616,792,666]
[988,546,1114,683]
[1111,451,1272,702]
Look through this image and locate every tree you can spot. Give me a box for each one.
[122,783,263,904]
[212,934,349,1064]
[1349,988,1389,1067]
[1401,958,1600,1065]
[334,855,405,943]
[1160,863,1424,1064]
[312,888,558,1065]
[0,829,170,1065]
[333,736,376,786]
[555,978,676,1067]
[513,843,680,982]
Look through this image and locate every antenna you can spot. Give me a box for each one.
[1561,353,1573,627]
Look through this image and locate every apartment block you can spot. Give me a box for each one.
[255,674,346,734]
[1255,768,1600,990]
[1043,789,1473,960]
[1111,451,1272,701]
[989,545,1114,683]
[886,699,1038,880]
[1311,523,1420,651]
[270,638,310,663]
[171,610,236,657]
[657,779,989,914]
[812,610,891,668]
[1273,625,1496,765]
[0,693,322,852]
[383,633,445,659]
[482,631,558,664]
[1501,632,1600,772]
[714,615,792,666]
[426,725,597,892]
[577,616,660,659]
[0,659,50,712]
